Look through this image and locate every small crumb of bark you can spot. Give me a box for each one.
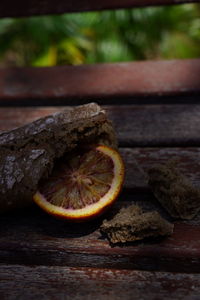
[101,205,173,244]
[148,160,200,220]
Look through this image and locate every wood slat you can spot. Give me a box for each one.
[1,198,200,273]
[2,105,200,147]
[1,147,200,272]
[122,147,200,189]
[1,106,200,274]
[1,265,200,300]
[108,104,200,147]
[0,59,200,105]
[2,105,200,188]
[0,0,198,18]
[1,103,200,273]
[2,101,200,187]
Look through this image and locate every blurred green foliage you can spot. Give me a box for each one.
[0,4,199,66]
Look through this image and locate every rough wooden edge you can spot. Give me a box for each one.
[0,59,200,105]
[0,0,198,18]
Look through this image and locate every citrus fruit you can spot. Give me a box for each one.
[33,145,125,221]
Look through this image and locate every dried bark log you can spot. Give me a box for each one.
[0,103,117,213]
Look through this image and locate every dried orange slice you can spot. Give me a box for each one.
[33,145,124,221]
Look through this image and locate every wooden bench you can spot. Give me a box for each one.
[1,1,200,299]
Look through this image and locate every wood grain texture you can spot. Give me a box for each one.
[1,106,200,189]
[1,144,200,272]
[1,192,200,273]
[122,147,200,189]
[2,105,200,147]
[0,0,198,18]
[0,60,200,105]
[1,265,200,300]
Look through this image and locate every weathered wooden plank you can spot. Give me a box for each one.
[0,0,198,18]
[107,104,200,147]
[1,265,200,300]
[1,104,200,273]
[2,105,200,187]
[1,145,200,272]
[2,105,200,147]
[0,192,200,273]
[2,102,200,188]
[122,147,200,189]
[0,60,199,105]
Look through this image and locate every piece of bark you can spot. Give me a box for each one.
[148,160,200,220]
[0,103,117,213]
[101,205,173,244]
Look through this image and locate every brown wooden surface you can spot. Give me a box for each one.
[1,98,200,297]
[1,265,200,300]
[2,105,200,147]
[1,106,200,273]
[2,105,200,186]
[1,0,200,298]
[1,143,200,273]
[0,0,199,18]
[1,196,200,273]
[0,59,200,105]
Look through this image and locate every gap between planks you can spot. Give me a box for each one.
[0,0,198,18]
